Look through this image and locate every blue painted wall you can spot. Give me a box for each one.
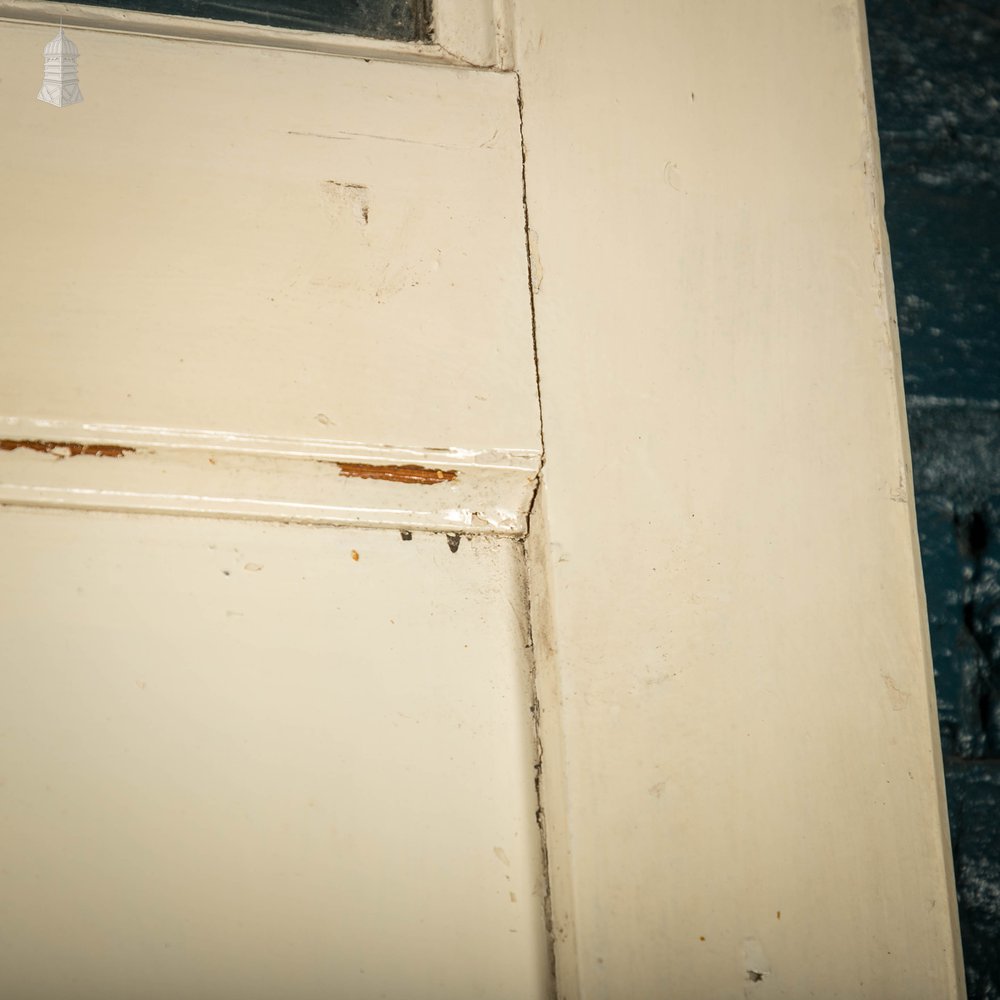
[866,1,1000,995]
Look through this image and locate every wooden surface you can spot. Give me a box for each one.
[0,20,538,462]
[0,20,538,530]
[0,508,550,999]
[0,423,539,533]
[0,17,550,997]
[517,1,964,996]
[0,2,967,996]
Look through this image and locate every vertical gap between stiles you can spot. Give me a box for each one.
[519,536,558,1000]
[515,66,556,996]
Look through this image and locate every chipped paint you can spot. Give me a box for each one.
[0,440,534,535]
[743,937,771,991]
[0,439,135,459]
[322,179,370,226]
[336,462,457,485]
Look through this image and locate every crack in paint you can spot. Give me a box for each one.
[515,71,547,527]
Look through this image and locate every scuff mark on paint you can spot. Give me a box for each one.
[322,179,370,226]
[882,673,912,711]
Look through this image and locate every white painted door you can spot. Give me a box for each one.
[0,16,549,999]
[0,4,968,998]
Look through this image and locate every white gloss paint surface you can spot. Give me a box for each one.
[0,422,539,533]
[516,0,964,997]
[0,1,965,996]
[0,21,538,459]
[0,508,550,1000]
[0,16,550,997]
[0,19,540,534]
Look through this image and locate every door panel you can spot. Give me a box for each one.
[0,507,549,998]
[1,21,547,994]
[0,22,537,454]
